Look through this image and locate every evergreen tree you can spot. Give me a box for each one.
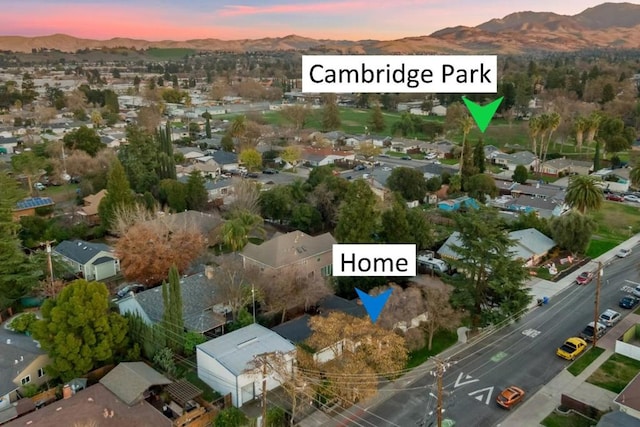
[473,137,486,173]
[335,180,379,243]
[221,132,234,152]
[98,159,135,230]
[185,170,208,211]
[460,137,477,189]
[380,193,412,244]
[0,173,39,310]
[156,122,176,180]
[205,117,212,138]
[369,104,386,133]
[321,94,341,131]
[162,265,184,353]
[593,141,601,172]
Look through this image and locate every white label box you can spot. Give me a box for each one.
[332,244,417,277]
[302,55,497,93]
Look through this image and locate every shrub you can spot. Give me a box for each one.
[10,313,38,334]
[404,328,426,352]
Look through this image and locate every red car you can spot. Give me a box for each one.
[576,271,594,285]
[496,386,525,409]
[606,194,624,202]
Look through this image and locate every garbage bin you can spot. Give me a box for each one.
[542,296,549,305]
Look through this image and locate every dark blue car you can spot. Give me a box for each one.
[619,295,640,309]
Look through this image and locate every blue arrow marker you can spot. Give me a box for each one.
[355,287,393,324]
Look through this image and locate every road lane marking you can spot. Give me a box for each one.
[522,328,541,338]
[625,280,640,286]
[453,372,479,388]
[468,386,495,405]
[491,351,508,362]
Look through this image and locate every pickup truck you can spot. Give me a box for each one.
[579,322,607,342]
[556,337,588,360]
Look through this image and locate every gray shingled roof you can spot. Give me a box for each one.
[241,231,336,269]
[53,240,114,265]
[0,327,46,397]
[118,272,226,333]
[210,150,238,165]
[99,362,171,406]
[197,324,295,377]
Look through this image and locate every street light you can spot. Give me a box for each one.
[252,283,256,323]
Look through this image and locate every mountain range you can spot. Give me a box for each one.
[1,2,640,54]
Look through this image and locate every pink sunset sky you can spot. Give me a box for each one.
[1,0,630,41]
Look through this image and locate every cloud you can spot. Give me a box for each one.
[219,1,369,17]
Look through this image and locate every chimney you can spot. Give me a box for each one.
[63,384,72,399]
[205,265,215,280]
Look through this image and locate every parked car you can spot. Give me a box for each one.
[624,194,640,203]
[34,182,46,191]
[556,337,588,360]
[496,386,525,410]
[382,166,392,171]
[246,172,259,178]
[353,164,366,171]
[116,284,145,299]
[617,248,632,258]
[262,168,279,174]
[606,193,624,202]
[598,309,621,327]
[401,155,412,160]
[619,295,640,309]
[578,321,607,342]
[632,286,640,298]
[424,152,438,160]
[576,271,594,285]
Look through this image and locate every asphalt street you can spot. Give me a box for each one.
[344,247,640,427]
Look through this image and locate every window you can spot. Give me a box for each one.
[37,368,45,378]
[321,264,333,277]
[21,376,30,385]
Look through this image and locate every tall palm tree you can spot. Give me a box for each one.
[458,116,474,176]
[574,116,587,151]
[528,116,542,157]
[233,209,266,241]
[585,112,602,146]
[229,115,247,139]
[565,175,603,215]
[220,209,266,252]
[539,112,561,171]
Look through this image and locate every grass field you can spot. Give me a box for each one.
[567,347,605,376]
[406,330,458,369]
[541,412,596,427]
[590,202,640,243]
[587,353,640,393]
[146,48,196,59]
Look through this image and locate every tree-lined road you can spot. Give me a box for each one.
[344,248,640,427]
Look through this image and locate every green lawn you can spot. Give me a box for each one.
[567,347,605,376]
[587,353,640,393]
[586,239,620,258]
[589,202,640,243]
[541,412,596,427]
[406,330,458,369]
[184,370,221,402]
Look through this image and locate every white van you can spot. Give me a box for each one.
[417,255,449,274]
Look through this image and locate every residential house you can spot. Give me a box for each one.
[508,195,568,218]
[0,328,50,419]
[210,150,239,172]
[301,148,355,167]
[509,228,556,266]
[77,189,107,225]
[176,147,206,162]
[510,182,565,201]
[196,323,296,407]
[416,163,458,180]
[3,383,172,427]
[418,140,455,158]
[615,372,640,422]
[272,295,366,364]
[0,136,19,154]
[177,161,220,179]
[430,105,447,116]
[116,269,228,336]
[596,411,640,427]
[199,135,224,150]
[99,362,172,406]
[489,150,538,171]
[540,157,593,176]
[437,196,479,212]
[390,137,420,154]
[240,231,336,279]
[438,228,555,266]
[53,240,120,281]
[592,168,631,193]
[12,197,55,221]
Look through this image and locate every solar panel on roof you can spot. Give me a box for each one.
[16,197,54,210]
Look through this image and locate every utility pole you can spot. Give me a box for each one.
[41,240,56,286]
[252,283,256,324]
[593,261,603,348]
[262,355,268,427]
[429,357,453,427]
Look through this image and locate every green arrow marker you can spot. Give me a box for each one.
[462,96,503,133]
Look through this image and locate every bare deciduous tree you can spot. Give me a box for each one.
[421,287,458,350]
[258,268,331,323]
[213,258,261,320]
[228,178,261,215]
[371,283,428,331]
[114,218,206,286]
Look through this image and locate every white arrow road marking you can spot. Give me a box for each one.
[454,372,479,388]
[468,386,495,405]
